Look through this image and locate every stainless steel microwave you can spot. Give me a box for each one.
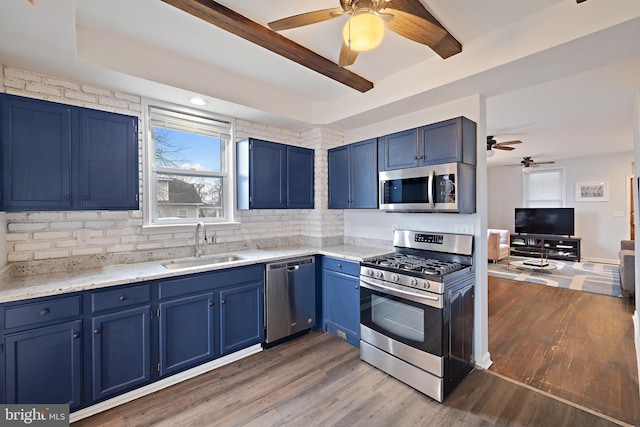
[379,162,476,213]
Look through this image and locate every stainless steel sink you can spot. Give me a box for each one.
[162,255,245,270]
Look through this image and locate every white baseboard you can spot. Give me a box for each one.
[474,351,493,370]
[581,257,618,265]
[634,311,640,396]
[70,344,263,423]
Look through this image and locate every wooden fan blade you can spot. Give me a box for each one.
[384,9,447,47]
[497,140,522,146]
[534,161,555,165]
[268,8,344,31]
[339,42,359,67]
[494,146,515,151]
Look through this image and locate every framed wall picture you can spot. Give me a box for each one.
[575,181,609,202]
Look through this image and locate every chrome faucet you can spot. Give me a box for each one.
[195,221,205,257]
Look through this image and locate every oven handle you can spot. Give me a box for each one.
[360,278,443,308]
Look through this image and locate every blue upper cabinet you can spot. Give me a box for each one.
[78,108,139,210]
[378,117,477,171]
[0,93,139,211]
[418,116,477,166]
[1,94,73,210]
[287,146,314,209]
[328,138,377,209]
[237,138,314,209]
[378,128,417,171]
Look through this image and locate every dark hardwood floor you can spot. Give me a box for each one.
[75,329,626,427]
[488,276,639,426]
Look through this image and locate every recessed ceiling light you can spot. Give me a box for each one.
[190,97,206,106]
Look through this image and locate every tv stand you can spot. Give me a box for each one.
[510,234,581,262]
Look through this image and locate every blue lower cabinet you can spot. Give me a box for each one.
[4,320,83,410]
[159,293,216,377]
[322,257,361,348]
[91,306,151,401]
[219,282,264,355]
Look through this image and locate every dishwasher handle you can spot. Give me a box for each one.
[266,257,315,271]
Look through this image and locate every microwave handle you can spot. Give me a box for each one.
[428,170,435,209]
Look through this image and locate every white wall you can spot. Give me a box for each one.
[487,152,634,263]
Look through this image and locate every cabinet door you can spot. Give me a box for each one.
[378,128,417,171]
[219,282,264,355]
[328,145,351,209]
[287,146,314,209]
[350,139,378,208]
[159,293,216,377]
[249,139,287,209]
[1,94,72,210]
[322,269,360,348]
[78,109,139,210]
[418,118,461,165]
[91,306,151,401]
[4,320,82,409]
[418,117,477,166]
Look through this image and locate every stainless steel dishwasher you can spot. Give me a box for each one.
[265,257,316,344]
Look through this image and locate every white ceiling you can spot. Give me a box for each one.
[1,0,639,166]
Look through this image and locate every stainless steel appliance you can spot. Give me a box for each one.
[359,230,474,402]
[265,257,316,344]
[379,162,476,213]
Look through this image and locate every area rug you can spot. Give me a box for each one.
[487,256,622,297]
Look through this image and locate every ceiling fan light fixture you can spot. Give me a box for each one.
[342,11,384,52]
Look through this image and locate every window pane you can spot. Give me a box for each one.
[156,174,224,219]
[153,126,223,172]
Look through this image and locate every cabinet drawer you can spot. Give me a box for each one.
[91,284,151,313]
[159,264,264,300]
[322,257,360,276]
[4,295,82,329]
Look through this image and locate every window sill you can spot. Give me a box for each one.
[141,222,242,235]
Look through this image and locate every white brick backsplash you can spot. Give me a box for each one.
[50,221,84,230]
[107,244,136,253]
[8,223,48,232]
[8,253,30,262]
[66,212,100,220]
[43,77,80,91]
[71,247,104,256]
[3,66,346,269]
[14,242,51,252]
[33,231,71,240]
[25,83,61,97]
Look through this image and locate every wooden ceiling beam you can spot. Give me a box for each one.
[161,0,374,93]
[387,0,462,59]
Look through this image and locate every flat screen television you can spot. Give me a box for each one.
[514,208,575,236]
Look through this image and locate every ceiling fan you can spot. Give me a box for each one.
[517,157,555,168]
[267,0,451,66]
[487,136,522,152]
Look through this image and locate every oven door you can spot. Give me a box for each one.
[360,277,443,356]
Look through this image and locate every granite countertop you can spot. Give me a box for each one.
[0,245,392,303]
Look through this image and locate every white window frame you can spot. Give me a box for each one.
[141,99,240,233]
[523,167,566,208]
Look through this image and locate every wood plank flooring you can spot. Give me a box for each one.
[75,330,625,427]
[488,276,639,426]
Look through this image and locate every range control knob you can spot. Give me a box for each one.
[391,273,399,282]
[422,280,431,289]
[365,268,373,276]
[409,277,418,287]
[375,270,384,279]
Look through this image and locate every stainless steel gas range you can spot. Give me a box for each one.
[359,229,475,402]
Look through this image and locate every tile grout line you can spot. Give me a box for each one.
[484,369,634,427]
